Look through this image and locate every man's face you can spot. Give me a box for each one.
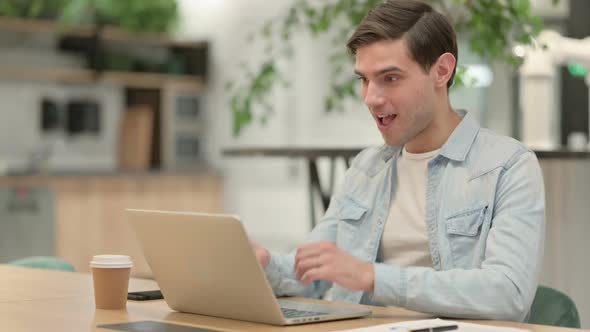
[355,39,438,148]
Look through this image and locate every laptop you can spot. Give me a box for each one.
[126,209,371,326]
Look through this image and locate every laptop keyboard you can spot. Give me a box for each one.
[281,307,327,318]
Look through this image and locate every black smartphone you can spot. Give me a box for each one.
[127,290,164,301]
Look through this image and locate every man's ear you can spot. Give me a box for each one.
[432,52,456,88]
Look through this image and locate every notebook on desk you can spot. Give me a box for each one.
[126,209,371,326]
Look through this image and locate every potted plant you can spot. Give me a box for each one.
[60,0,179,34]
[228,0,556,136]
[0,0,70,20]
[0,0,179,34]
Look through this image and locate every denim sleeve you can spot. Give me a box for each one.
[263,205,340,298]
[262,156,367,298]
[371,151,545,322]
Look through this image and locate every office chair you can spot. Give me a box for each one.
[528,285,580,328]
[7,256,75,272]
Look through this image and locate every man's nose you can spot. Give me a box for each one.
[363,82,385,109]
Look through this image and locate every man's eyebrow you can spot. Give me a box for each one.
[354,66,403,77]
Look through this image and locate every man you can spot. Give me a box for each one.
[254,0,545,322]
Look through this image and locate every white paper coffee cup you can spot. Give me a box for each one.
[90,255,133,310]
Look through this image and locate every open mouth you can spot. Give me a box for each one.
[377,114,397,127]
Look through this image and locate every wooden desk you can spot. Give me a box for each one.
[1,266,586,331]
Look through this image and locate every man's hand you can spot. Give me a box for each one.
[294,241,374,292]
[251,241,271,269]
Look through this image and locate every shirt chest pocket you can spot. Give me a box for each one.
[334,197,368,241]
[445,204,489,267]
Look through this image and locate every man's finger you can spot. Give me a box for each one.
[300,265,326,286]
[294,255,324,280]
[295,241,335,262]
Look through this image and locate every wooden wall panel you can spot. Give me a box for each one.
[0,174,222,278]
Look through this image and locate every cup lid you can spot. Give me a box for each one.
[90,255,133,268]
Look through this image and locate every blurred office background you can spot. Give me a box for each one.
[0,0,588,328]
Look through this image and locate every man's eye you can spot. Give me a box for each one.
[356,76,368,83]
[384,76,398,82]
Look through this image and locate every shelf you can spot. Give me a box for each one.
[0,16,206,49]
[101,71,204,90]
[0,16,93,37]
[0,66,205,90]
[0,67,94,84]
[0,17,207,89]
[100,26,207,49]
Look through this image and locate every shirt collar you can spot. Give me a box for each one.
[379,144,402,162]
[379,110,479,163]
[439,110,480,162]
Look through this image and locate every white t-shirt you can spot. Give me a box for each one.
[380,147,440,268]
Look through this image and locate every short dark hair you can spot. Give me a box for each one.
[347,0,458,88]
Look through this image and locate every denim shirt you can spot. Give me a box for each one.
[264,110,545,322]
